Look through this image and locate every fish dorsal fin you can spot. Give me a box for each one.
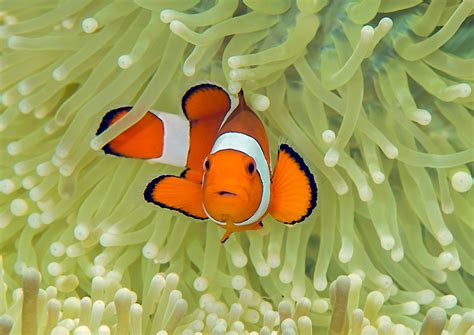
[144,175,207,220]
[181,83,238,174]
[96,106,165,159]
[182,83,237,121]
[269,144,317,224]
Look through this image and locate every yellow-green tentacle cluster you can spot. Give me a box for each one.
[0,0,473,334]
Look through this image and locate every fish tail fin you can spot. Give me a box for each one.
[96,107,189,167]
[269,144,317,225]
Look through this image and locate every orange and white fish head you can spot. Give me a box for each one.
[202,149,263,228]
[200,131,274,243]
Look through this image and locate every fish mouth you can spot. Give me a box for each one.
[205,185,249,202]
[217,191,237,197]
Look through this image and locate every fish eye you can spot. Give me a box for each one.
[204,159,210,170]
[247,162,255,175]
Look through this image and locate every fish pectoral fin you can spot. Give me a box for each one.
[144,175,207,220]
[220,230,233,243]
[96,106,165,159]
[180,168,204,184]
[269,144,318,225]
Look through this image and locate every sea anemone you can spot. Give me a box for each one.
[0,0,473,334]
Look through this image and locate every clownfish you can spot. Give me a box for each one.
[96,83,317,243]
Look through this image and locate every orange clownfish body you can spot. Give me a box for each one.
[96,83,317,243]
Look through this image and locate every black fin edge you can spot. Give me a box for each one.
[220,236,230,244]
[96,106,133,157]
[144,175,207,220]
[181,83,230,120]
[180,168,189,178]
[96,106,133,136]
[278,144,318,225]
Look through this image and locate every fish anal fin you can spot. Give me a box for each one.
[97,106,164,159]
[144,175,207,220]
[220,230,232,243]
[269,144,317,225]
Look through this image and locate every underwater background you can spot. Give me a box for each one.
[0,0,473,334]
